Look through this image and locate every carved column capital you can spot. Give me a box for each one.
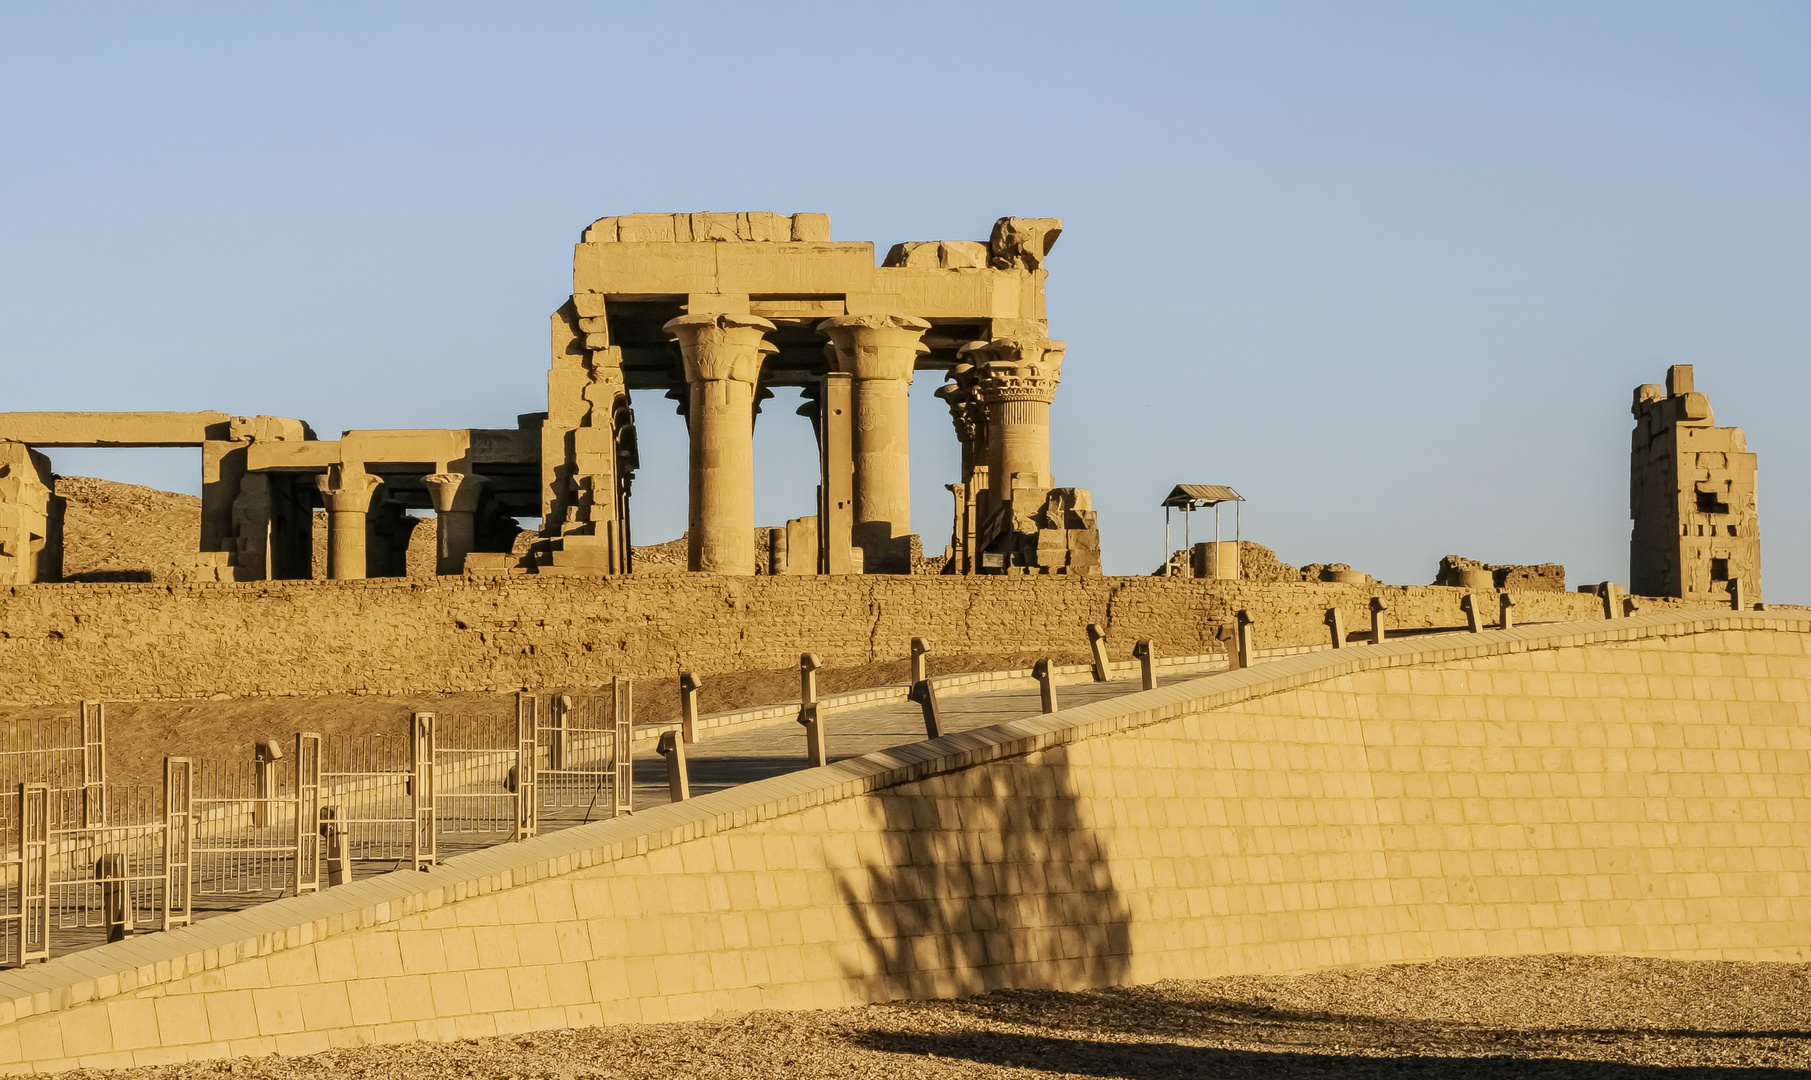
[423,472,488,515]
[934,368,981,445]
[818,313,931,383]
[664,313,777,385]
[964,336,1066,404]
[315,465,384,514]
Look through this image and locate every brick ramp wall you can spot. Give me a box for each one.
[0,575,1638,704]
[0,612,1803,1072]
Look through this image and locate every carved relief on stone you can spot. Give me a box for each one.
[988,217,1063,271]
[665,313,778,385]
[818,313,931,383]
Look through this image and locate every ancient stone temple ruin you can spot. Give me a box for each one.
[1629,364,1762,604]
[0,214,1103,583]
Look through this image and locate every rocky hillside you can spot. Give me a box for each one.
[56,476,206,582]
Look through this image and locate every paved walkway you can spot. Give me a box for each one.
[625,669,1203,812]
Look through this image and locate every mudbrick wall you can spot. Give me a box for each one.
[0,575,1685,704]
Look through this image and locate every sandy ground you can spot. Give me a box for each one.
[45,955,1811,1077]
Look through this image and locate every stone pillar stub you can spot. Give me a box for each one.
[820,313,929,573]
[423,472,488,576]
[316,465,384,581]
[665,312,776,574]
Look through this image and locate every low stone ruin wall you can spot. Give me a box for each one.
[0,574,1672,704]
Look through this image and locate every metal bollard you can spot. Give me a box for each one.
[1325,608,1346,649]
[96,852,130,943]
[1599,581,1622,620]
[798,702,826,767]
[253,738,283,827]
[319,806,351,887]
[1370,597,1389,645]
[678,671,702,744]
[656,730,690,801]
[909,638,931,686]
[908,679,943,739]
[1033,659,1058,714]
[1235,610,1254,670]
[1132,639,1156,691]
[799,652,820,716]
[1499,592,1516,630]
[1461,594,1483,633]
[1086,623,1111,682]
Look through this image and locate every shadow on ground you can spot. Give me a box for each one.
[856,1029,1807,1077]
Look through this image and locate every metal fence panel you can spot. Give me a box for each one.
[191,758,297,897]
[534,692,617,827]
[322,733,411,862]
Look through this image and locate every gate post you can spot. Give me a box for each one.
[612,679,634,817]
[20,784,47,963]
[516,694,538,840]
[409,712,437,870]
[80,702,106,829]
[161,758,192,930]
[293,733,321,895]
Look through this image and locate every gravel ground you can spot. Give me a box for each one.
[53,955,1811,1078]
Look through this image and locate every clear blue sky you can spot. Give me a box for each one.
[4,2,1807,598]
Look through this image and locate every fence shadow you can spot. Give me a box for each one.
[833,746,1131,1001]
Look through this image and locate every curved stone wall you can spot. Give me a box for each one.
[0,612,1803,1072]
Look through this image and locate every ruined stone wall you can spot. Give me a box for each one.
[0,575,1665,704]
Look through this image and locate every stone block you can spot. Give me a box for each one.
[790,213,831,242]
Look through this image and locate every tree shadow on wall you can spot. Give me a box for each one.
[833,746,1132,1002]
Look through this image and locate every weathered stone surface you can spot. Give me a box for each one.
[0,574,1667,705]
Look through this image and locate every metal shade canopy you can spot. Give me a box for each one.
[1161,485,1243,576]
[1161,484,1242,509]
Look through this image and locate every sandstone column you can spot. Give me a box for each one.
[422,472,488,575]
[316,465,384,580]
[935,362,985,488]
[968,336,1065,507]
[665,312,777,574]
[819,315,930,571]
[819,370,856,574]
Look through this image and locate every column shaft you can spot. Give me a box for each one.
[423,472,487,576]
[820,372,855,573]
[988,397,1054,499]
[665,313,776,575]
[819,314,930,574]
[688,377,757,572]
[317,466,384,581]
